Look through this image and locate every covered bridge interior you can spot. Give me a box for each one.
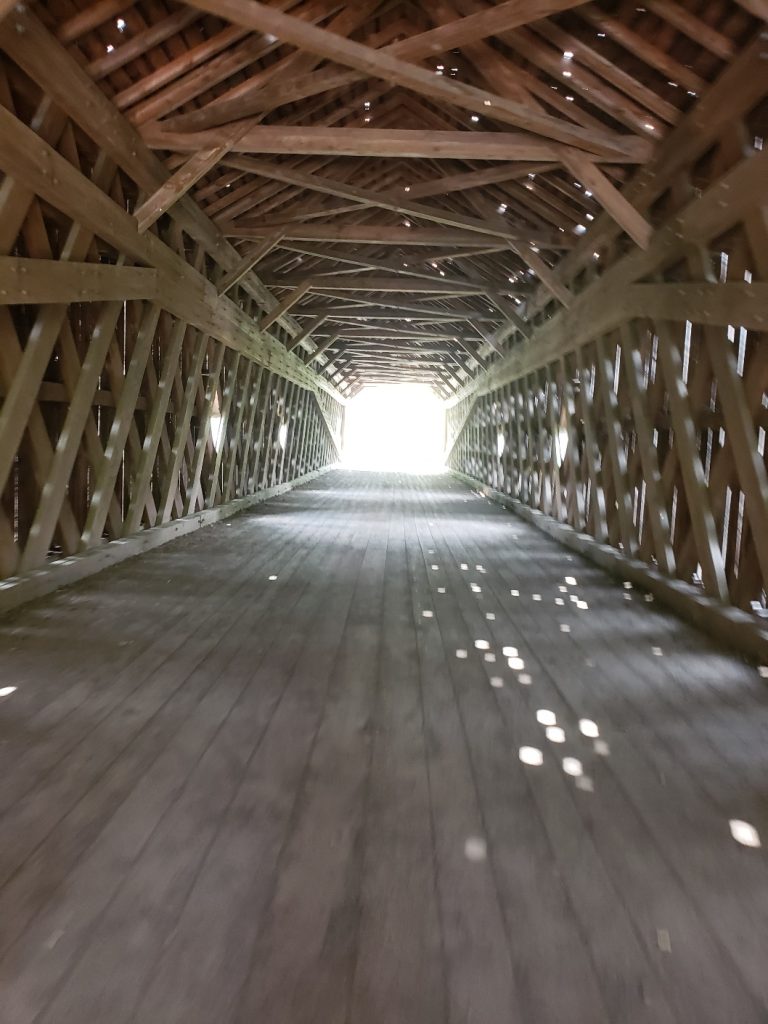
[1,0,768,1020]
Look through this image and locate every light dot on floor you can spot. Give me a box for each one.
[484,652,496,663]
[519,746,544,766]
[431,564,439,570]
[546,725,566,743]
[594,739,610,756]
[652,646,663,656]
[508,656,525,671]
[579,718,599,738]
[0,686,17,698]
[268,575,278,581]
[644,593,654,603]
[490,676,504,688]
[532,594,542,602]
[758,666,768,679]
[464,836,487,861]
[577,600,589,610]
[437,587,446,594]
[555,598,565,606]
[460,563,468,570]
[623,581,633,590]
[502,646,518,657]
[729,820,761,848]
[536,709,557,726]
[474,639,490,650]
[565,576,577,586]
[422,610,434,618]
[510,589,520,597]
[456,649,468,659]
[575,775,594,792]
[559,624,571,633]
[485,612,496,620]
[518,673,532,685]
[470,583,482,593]
[559,585,568,593]
[562,757,583,777]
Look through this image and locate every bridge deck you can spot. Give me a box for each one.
[0,470,767,1024]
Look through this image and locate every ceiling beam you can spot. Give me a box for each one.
[183,0,643,160]
[223,156,550,245]
[222,222,570,249]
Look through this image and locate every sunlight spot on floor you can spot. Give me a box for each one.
[485,612,496,620]
[437,587,446,594]
[490,676,504,689]
[456,649,468,659]
[730,820,761,848]
[555,598,565,606]
[546,725,566,743]
[559,623,571,633]
[623,581,633,589]
[758,666,768,679]
[579,718,599,738]
[532,594,542,602]
[577,600,589,610]
[422,610,434,618]
[562,757,583,777]
[575,775,594,792]
[474,639,490,650]
[559,585,568,593]
[470,583,482,593]
[565,576,577,586]
[644,593,654,602]
[464,836,488,861]
[536,709,557,726]
[484,652,496,663]
[0,686,17,698]
[431,564,439,570]
[623,593,632,601]
[652,646,663,656]
[518,673,532,685]
[508,656,525,670]
[502,646,518,657]
[460,563,468,570]
[519,746,544,766]
[594,739,610,756]
[510,589,520,597]
[268,575,278,581]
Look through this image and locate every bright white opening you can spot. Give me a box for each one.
[342,384,445,473]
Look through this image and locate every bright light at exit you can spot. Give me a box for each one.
[343,384,445,473]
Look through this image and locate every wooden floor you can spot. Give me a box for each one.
[1,471,768,1023]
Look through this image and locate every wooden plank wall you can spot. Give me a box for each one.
[0,22,344,580]
[447,40,768,617]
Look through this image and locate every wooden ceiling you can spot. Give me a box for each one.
[29,0,763,397]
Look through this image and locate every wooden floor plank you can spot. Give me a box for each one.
[0,471,766,1023]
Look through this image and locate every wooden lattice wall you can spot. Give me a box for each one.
[447,37,768,616]
[0,14,344,581]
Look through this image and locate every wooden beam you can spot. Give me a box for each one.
[560,151,653,250]
[224,156,554,246]
[264,275,508,296]
[0,0,18,24]
[0,257,158,303]
[135,145,230,233]
[223,223,569,248]
[183,0,643,159]
[260,281,312,331]
[144,123,649,165]
[217,233,284,295]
